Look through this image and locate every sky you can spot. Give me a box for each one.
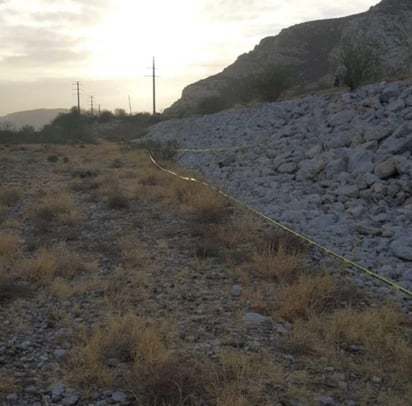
[0,0,379,116]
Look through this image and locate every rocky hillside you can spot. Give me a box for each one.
[166,0,412,116]
[146,78,412,300]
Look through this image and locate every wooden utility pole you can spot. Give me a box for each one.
[152,57,156,115]
[72,81,82,114]
[128,95,132,115]
[90,96,94,115]
[76,81,81,113]
[146,57,158,115]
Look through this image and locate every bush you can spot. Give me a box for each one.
[256,65,296,102]
[337,37,381,90]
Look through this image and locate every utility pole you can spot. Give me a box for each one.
[146,57,158,115]
[128,95,132,115]
[98,104,101,116]
[72,81,82,114]
[152,57,156,115]
[90,96,94,115]
[76,81,81,114]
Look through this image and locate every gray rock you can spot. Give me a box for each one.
[62,395,80,406]
[277,162,297,174]
[335,185,359,198]
[243,312,269,326]
[6,393,18,402]
[112,391,128,403]
[390,237,412,261]
[315,395,336,405]
[296,159,325,180]
[374,157,397,179]
[363,125,392,142]
[231,284,242,297]
[328,110,355,127]
[387,98,405,112]
[54,349,67,359]
[51,382,65,398]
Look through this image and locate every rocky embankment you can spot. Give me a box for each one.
[147,79,412,303]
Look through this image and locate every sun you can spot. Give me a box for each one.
[89,1,202,78]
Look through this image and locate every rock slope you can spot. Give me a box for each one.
[146,79,412,297]
[166,0,412,116]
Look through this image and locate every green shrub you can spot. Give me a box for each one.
[256,65,296,102]
[337,37,381,90]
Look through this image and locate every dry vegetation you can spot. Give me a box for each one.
[0,142,410,405]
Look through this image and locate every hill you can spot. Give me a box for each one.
[0,108,68,130]
[165,0,412,116]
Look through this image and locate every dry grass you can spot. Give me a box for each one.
[20,246,95,285]
[69,314,175,387]
[0,186,21,207]
[209,351,285,406]
[276,273,338,321]
[0,233,19,260]
[0,371,18,396]
[29,191,77,228]
[290,304,412,380]
[68,312,286,405]
[166,178,231,224]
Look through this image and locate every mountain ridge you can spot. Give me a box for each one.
[0,108,67,130]
[165,0,412,116]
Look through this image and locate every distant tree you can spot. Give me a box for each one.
[98,110,115,122]
[337,37,381,90]
[114,108,127,118]
[256,65,296,102]
[20,125,36,135]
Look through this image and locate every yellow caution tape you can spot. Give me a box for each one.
[148,152,412,298]
[178,144,254,153]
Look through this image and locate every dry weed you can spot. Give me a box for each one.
[248,244,304,283]
[29,191,76,227]
[208,351,285,405]
[167,179,231,224]
[0,186,21,207]
[21,246,94,284]
[0,233,18,260]
[289,304,412,379]
[276,273,337,320]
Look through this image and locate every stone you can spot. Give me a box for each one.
[374,158,397,178]
[347,149,375,174]
[390,237,412,261]
[231,284,242,297]
[62,395,80,406]
[277,162,297,174]
[335,185,359,198]
[111,391,128,403]
[328,110,355,127]
[243,312,269,326]
[6,393,18,402]
[51,382,65,398]
[315,395,336,405]
[296,159,325,180]
[363,125,392,142]
[54,349,67,359]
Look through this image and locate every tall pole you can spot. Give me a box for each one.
[128,95,132,115]
[90,96,94,115]
[152,57,156,115]
[77,81,81,114]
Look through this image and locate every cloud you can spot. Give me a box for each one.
[0,0,114,75]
